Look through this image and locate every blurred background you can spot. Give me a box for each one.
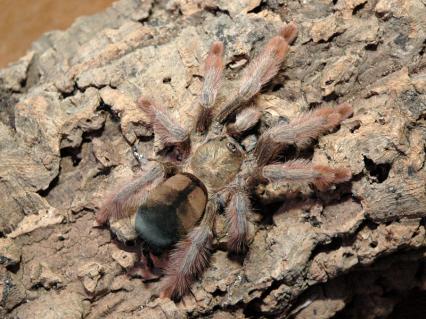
[0,0,115,68]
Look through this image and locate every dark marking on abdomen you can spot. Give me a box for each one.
[135,173,207,255]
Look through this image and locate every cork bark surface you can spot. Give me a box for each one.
[0,0,425,318]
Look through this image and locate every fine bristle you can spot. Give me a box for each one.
[160,200,216,300]
[262,159,314,182]
[239,36,289,101]
[195,107,213,133]
[265,37,289,61]
[95,201,115,225]
[137,98,189,149]
[227,107,261,136]
[96,191,132,225]
[311,165,352,191]
[279,22,298,44]
[216,31,293,123]
[138,97,156,121]
[255,104,353,164]
[199,41,224,108]
[210,41,224,56]
[335,102,354,120]
[254,135,285,166]
[328,166,352,184]
[197,41,225,131]
[215,95,245,124]
[95,163,165,224]
[337,167,352,181]
[262,160,352,191]
[226,191,250,254]
[160,225,213,300]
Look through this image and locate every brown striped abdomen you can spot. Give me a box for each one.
[135,173,207,255]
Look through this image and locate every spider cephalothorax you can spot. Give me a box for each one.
[95,22,353,300]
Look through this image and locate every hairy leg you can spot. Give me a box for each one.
[261,159,352,191]
[227,107,261,137]
[196,41,224,132]
[160,198,217,300]
[255,103,353,165]
[128,253,162,281]
[138,98,190,161]
[150,252,169,271]
[226,189,251,254]
[216,22,298,123]
[95,161,166,224]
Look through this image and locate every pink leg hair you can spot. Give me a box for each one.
[279,21,298,44]
[226,190,251,254]
[227,107,262,137]
[95,162,165,225]
[196,41,224,132]
[160,199,217,300]
[216,22,298,123]
[261,159,352,191]
[255,103,353,165]
[138,98,190,160]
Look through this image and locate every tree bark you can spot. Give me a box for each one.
[0,0,425,318]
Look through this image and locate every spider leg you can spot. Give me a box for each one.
[128,253,162,281]
[255,103,353,165]
[279,21,298,45]
[196,41,224,132]
[150,252,169,271]
[261,159,352,192]
[216,22,298,123]
[95,161,167,224]
[138,98,190,160]
[225,189,251,254]
[227,107,262,137]
[160,198,217,300]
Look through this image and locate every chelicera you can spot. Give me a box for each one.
[95,22,353,300]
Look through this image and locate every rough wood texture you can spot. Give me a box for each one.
[0,0,425,318]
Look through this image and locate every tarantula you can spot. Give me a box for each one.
[95,22,353,300]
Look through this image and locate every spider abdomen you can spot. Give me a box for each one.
[135,173,207,255]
